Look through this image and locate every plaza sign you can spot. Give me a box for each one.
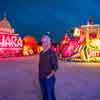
[0,34,23,48]
[0,33,23,55]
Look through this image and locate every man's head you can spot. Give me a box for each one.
[41,35,51,50]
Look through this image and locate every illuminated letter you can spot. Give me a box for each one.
[4,36,11,47]
[16,37,23,48]
[10,36,17,47]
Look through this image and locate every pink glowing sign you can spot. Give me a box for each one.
[0,34,23,48]
[62,37,85,57]
[0,33,23,55]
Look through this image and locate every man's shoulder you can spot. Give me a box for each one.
[49,49,56,55]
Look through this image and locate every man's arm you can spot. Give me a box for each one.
[46,51,58,79]
[51,51,58,70]
[46,70,56,79]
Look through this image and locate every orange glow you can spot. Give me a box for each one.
[23,36,37,46]
[23,45,33,56]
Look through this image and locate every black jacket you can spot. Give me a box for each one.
[39,49,58,80]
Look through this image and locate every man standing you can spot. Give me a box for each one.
[39,35,58,100]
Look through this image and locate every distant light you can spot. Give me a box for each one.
[47,32,51,35]
[73,28,81,37]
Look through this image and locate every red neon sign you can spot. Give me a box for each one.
[0,33,23,55]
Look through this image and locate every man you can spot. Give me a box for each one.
[39,35,58,100]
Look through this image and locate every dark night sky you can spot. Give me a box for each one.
[0,0,100,42]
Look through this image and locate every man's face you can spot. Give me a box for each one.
[41,37,51,50]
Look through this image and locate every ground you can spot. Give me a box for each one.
[0,55,100,100]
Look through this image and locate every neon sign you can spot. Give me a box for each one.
[88,48,100,57]
[0,33,23,55]
[0,34,23,48]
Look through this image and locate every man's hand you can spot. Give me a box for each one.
[46,70,55,79]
